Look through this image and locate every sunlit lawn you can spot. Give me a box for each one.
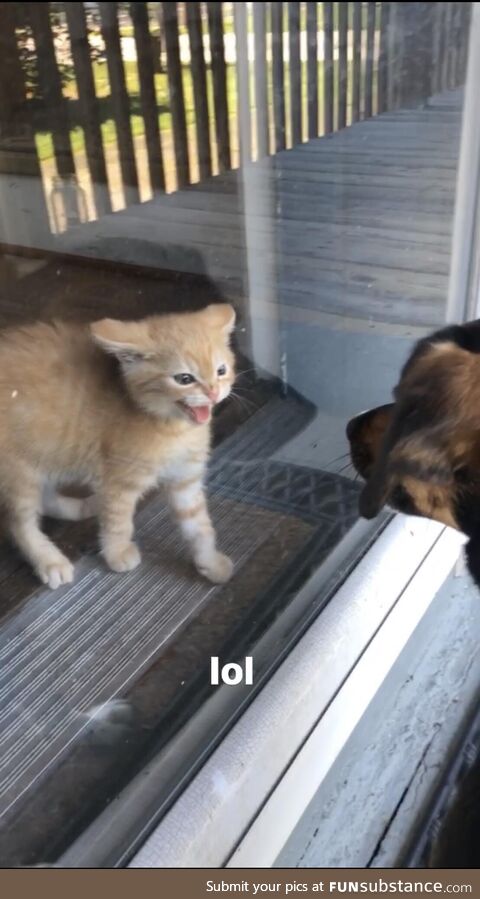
[35,56,366,163]
[35,59,238,161]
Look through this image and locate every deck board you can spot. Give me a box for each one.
[61,88,464,327]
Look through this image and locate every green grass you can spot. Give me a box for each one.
[119,15,235,39]
[119,24,135,38]
[35,58,239,162]
[34,52,374,164]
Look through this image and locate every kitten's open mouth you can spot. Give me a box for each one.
[177,401,212,425]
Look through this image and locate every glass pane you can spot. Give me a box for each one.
[0,0,473,865]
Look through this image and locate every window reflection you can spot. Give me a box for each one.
[0,1,472,866]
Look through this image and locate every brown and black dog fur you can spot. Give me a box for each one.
[347,319,480,587]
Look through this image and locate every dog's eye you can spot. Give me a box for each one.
[174,373,196,385]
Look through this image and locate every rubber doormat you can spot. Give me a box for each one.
[0,455,361,866]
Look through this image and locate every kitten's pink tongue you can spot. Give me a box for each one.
[190,405,211,424]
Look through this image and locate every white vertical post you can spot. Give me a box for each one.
[446,3,480,323]
[234,3,282,380]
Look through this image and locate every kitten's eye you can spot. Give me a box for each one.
[217,364,227,376]
[174,373,196,385]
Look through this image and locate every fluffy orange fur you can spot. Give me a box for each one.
[0,304,236,588]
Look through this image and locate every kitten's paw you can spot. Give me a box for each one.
[104,542,141,573]
[197,551,234,584]
[37,555,74,590]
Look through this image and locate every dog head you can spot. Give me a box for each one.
[347,321,480,584]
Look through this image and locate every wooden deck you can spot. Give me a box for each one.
[60,89,464,329]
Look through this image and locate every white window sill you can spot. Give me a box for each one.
[127,516,464,868]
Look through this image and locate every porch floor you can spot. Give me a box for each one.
[60,89,464,329]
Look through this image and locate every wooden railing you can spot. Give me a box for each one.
[0,2,472,233]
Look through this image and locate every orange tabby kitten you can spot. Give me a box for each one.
[0,304,236,589]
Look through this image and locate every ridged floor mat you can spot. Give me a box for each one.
[0,496,286,819]
[0,391,363,865]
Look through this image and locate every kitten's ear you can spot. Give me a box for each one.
[202,303,236,336]
[90,319,153,361]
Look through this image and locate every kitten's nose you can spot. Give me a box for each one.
[207,387,219,402]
